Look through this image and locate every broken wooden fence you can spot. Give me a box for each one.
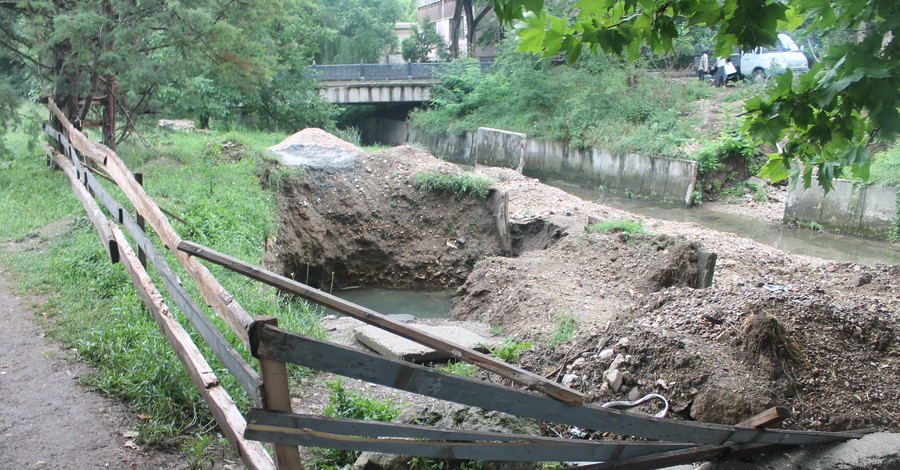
[44,101,864,470]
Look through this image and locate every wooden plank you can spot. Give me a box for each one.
[181,240,584,406]
[74,159,263,406]
[253,317,302,470]
[255,324,864,447]
[47,102,255,345]
[244,410,692,462]
[42,142,118,264]
[737,406,791,429]
[107,223,274,470]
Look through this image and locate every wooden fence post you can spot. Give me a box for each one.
[252,316,303,470]
[134,172,147,268]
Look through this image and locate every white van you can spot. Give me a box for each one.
[737,34,809,79]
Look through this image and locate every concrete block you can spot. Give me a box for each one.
[696,251,717,288]
[353,324,496,362]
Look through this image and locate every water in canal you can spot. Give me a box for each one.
[327,287,457,319]
[557,183,900,266]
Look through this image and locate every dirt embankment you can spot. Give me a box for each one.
[264,145,509,290]
[268,140,898,434]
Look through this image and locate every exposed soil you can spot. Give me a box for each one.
[268,136,899,439]
[264,145,509,290]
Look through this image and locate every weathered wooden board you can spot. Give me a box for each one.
[179,239,584,406]
[68,152,263,405]
[736,406,791,429]
[255,324,863,447]
[42,142,118,263]
[244,409,693,462]
[252,317,302,469]
[108,224,274,470]
[47,103,255,346]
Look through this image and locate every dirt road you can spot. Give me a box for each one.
[0,273,186,470]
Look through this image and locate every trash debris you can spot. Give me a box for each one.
[601,393,670,418]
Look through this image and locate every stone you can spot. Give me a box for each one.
[597,348,615,361]
[354,324,495,362]
[562,373,578,387]
[610,354,626,371]
[604,368,623,391]
[157,119,195,132]
[689,387,768,424]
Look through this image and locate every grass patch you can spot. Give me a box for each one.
[590,220,649,235]
[439,360,478,378]
[485,338,532,363]
[547,313,580,346]
[0,109,325,448]
[414,170,495,200]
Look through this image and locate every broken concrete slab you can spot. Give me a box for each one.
[354,323,497,362]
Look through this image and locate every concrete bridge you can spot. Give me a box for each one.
[311,62,491,104]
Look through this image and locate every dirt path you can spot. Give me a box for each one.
[0,272,187,470]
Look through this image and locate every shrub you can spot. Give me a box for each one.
[414,170,495,200]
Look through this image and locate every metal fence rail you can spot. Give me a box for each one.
[311,62,493,81]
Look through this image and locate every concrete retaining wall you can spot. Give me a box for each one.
[784,179,898,238]
[408,126,699,205]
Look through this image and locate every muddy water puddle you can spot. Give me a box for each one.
[558,184,900,266]
[325,287,456,319]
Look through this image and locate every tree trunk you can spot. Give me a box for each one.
[449,1,464,59]
[102,74,117,150]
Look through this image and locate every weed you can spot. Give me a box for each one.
[390,200,398,209]
[797,220,824,232]
[690,190,703,205]
[590,220,649,235]
[311,380,401,467]
[439,360,478,378]
[489,322,503,335]
[623,189,636,199]
[414,170,495,200]
[753,185,768,202]
[485,338,532,363]
[547,313,580,346]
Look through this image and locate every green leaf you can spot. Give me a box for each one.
[758,154,791,182]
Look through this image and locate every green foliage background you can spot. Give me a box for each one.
[411,39,713,156]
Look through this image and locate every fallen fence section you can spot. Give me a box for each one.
[245,409,693,461]
[249,322,863,447]
[180,239,583,406]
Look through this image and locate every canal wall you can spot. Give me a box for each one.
[784,179,898,238]
[407,126,699,205]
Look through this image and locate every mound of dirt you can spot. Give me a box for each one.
[268,127,362,152]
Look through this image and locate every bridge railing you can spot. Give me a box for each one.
[311,62,494,82]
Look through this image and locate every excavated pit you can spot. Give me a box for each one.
[263,136,898,434]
